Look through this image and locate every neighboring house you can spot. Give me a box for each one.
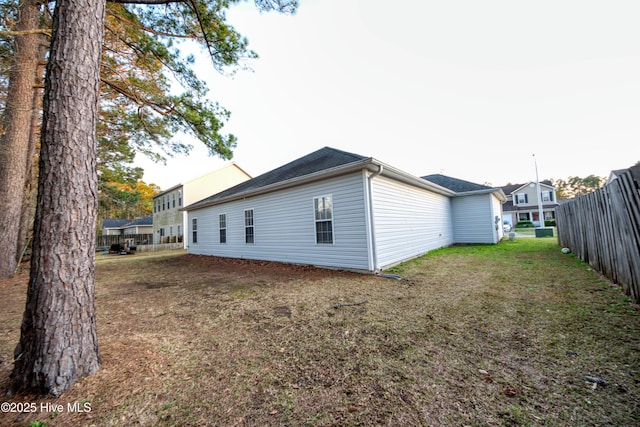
[153,184,183,244]
[100,216,153,245]
[152,163,251,245]
[122,215,153,235]
[184,147,506,273]
[101,218,131,236]
[500,181,558,227]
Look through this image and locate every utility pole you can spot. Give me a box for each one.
[533,154,545,228]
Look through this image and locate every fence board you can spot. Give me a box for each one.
[556,166,640,303]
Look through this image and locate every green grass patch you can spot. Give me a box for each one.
[1,242,638,426]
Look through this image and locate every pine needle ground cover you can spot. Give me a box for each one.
[1,239,638,426]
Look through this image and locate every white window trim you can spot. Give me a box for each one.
[219,212,227,244]
[515,193,527,205]
[313,195,335,245]
[191,218,198,244]
[244,208,255,244]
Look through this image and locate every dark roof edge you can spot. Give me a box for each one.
[184,158,371,211]
[454,188,507,202]
[153,183,183,198]
[184,158,456,211]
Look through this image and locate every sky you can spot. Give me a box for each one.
[135,0,640,190]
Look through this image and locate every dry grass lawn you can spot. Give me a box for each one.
[0,238,638,426]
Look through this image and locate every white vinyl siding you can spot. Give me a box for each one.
[371,176,453,269]
[187,172,370,270]
[451,193,501,244]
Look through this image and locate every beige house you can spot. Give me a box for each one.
[500,181,558,227]
[152,163,251,245]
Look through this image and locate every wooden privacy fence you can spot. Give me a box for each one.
[556,166,640,303]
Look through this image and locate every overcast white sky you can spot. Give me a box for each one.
[135,0,640,190]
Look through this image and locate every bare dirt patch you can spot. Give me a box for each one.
[1,242,638,426]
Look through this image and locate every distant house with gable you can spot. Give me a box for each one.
[122,216,153,235]
[499,181,558,227]
[101,218,131,236]
[99,216,153,246]
[152,163,251,245]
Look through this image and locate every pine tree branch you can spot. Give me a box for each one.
[109,7,196,39]
[107,0,186,4]
[0,29,51,37]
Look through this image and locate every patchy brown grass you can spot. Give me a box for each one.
[1,239,638,426]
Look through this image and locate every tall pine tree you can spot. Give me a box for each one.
[9,0,297,395]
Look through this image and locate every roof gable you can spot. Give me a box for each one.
[187,147,367,208]
[500,180,554,194]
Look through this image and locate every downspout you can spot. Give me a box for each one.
[366,164,383,272]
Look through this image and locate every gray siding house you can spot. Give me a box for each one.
[422,174,506,244]
[184,147,506,272]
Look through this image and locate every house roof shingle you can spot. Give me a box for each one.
[102,218,131,229]
[499,180,554,195]
[186,147,367,209]
[124,215,153,227]
[421,174,492,193]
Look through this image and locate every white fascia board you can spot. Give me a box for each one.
[184,158,456,211]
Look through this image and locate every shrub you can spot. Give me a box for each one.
[544,220,556,227]
[516,221,534,228]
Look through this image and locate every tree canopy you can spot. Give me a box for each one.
[4,0,297,395]
[0,0,297,279]
[552,175,606,199]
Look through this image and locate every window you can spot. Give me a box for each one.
[192,218,198,243]
[518,212,531,222]
[541,191,553,202]
[219,214,227,244]
[515,193,528,204]
[177,225,181,236]
[178,191,182,206]
[173,194,176,208]
[314,196,333,244]
[244,209,254,244]
[170,226,173,236]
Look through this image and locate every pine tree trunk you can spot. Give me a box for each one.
[16,42,47,265]
[11,0,106,396]
[0,0,42,279]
